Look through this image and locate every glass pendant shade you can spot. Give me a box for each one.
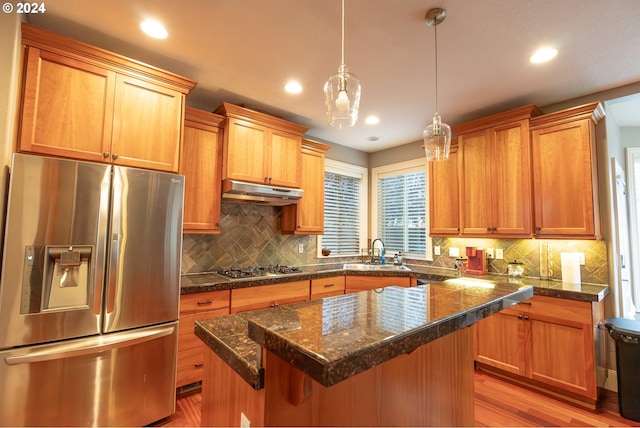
[423,112,451,161]
[324,64,361,128]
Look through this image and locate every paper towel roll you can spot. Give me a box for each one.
[561,252,581,284]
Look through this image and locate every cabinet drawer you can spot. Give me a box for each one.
[345,275,411,291]
[176,344,206,387]
[311,276,345,295]
[180,290,230,315]
[311,290,345,301]
[231,280,310,313]
[179,308,230,351]
[517,295,592,325]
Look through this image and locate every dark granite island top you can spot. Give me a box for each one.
[243,280,533,387]
[196,280,533,427]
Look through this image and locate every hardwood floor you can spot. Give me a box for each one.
[154,371,638,427]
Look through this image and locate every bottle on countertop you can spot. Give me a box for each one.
[393,252,403,266]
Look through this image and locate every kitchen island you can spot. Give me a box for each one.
[195,279,533,427]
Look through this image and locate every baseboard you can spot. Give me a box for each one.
[604,369,618,392]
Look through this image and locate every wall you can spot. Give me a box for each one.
[0,13,22,239]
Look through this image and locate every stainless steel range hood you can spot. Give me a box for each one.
[221,179,303,206]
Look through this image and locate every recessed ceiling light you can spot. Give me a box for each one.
[285,81,303,94]
[530,47,558,64]
[140,19,168,39]
[367,136,379,142]
[365,115,380,125]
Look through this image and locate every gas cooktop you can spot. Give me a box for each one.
[218,265,303,279]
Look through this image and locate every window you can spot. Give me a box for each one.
[319,160,368,256]
[372,159,432,260]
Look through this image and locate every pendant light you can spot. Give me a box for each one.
[324,0,361,128]
[423,8,451,161]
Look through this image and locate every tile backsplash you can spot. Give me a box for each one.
[182,204,609,284]
[181,203,317,273]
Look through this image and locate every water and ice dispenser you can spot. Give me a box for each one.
[20,245,93,313]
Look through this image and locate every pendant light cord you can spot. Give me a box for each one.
[341,0,345,66]
[433,20,439,113]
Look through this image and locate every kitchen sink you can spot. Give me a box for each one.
[342,263,411,271]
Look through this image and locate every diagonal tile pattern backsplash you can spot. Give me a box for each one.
[182,204,609,285]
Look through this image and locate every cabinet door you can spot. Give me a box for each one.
[531,119,596,237]
[110,74,183,172]
[459,130,492,235]
[429,151,459,236]
[181,115,223,234]
[18,47,115,162]
[223,118,268,183]
[268,129,301,187]
[281,146,325,234]
[475,310,526,376]
[491,121,532,236]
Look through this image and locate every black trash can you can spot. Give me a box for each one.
[605,317,640,422]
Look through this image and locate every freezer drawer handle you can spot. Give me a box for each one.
[4,325,175,365]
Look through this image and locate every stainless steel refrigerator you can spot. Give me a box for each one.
[0,153,184,427]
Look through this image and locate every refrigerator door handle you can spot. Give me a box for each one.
[4,324,176,365]
[107,236,119,313]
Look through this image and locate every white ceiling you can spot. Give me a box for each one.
[27,0,640,153]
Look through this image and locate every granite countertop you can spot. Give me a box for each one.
[182,263,608,302]
[195,279,533,389]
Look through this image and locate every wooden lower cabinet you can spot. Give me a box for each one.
[230,280,310,314]
[177,290,230,388]
[310,276,345,300]
[345,275,414,293]
[474,295,604,407]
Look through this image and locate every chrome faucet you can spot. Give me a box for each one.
[370,238,386,264]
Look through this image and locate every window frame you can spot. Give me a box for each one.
[317,159,368,258]
[371,158,433,261]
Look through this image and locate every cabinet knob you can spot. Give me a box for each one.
[518,314,523,319]
[103,152,110,158]
[524,315,529,320]
[486,227,492,232]
[492,227,497,232]
[194,362,204,368]
[112,153,119,160]
[536,226,541,232]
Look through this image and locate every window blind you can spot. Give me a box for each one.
[376,170,426,257]
[323,171,361,255]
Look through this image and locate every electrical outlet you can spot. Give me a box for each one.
[298,243,304,253]
[449,247,459,257]
[495,248,504,260]
[486,248,495,258]
[240,412,251,428]
[578,252,585,265]
[434,246,441,256]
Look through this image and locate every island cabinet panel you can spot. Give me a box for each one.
[18,23,195,172]
[177,290,230,388]
[263,327,474,427]
[180,107,225,234]
[429,147,459,236]
[474,295,603,407]
[530,102,604,239]
[282,140,331,234]
[310,276,345,300]
[216,102,308,188]
[230,281,310,314]
[456,106,540,238]
[345,275,412,293]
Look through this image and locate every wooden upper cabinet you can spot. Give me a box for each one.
[429,144,459,236]
[216,102,308,188]
[530,102,604,239]
[180,107,225,234]
[17,23,196,172]
[282,139,331,234]
[454,105,542,238]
